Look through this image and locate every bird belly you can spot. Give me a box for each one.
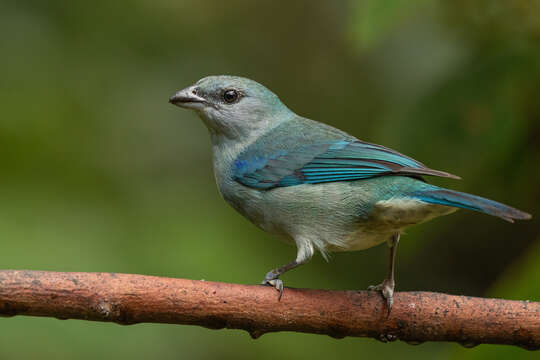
[330,228,391,251]
[225,182,377,252]
[217,175,457,254]
[332,197,457,251]
[372,197,457,227]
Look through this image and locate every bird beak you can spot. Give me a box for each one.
[169,86,206,109]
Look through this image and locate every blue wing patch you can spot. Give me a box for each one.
[234,140,459,190]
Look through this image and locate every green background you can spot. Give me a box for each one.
[1,1,539,358]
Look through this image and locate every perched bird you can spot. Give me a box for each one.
[169,75,531,310]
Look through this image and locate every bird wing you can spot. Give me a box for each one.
[233,139,460,190]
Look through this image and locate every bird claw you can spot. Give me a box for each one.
[261,273,284,300]
[368,278,395,314]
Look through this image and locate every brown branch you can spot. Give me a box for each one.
[0,270,538,349]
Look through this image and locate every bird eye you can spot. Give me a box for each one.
[223,89,239,104]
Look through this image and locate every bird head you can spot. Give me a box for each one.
[169,76,292,139]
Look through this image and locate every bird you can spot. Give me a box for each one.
[169,75,531,310]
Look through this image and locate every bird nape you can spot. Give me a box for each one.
[169,75,531,311]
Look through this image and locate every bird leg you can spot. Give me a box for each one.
[261,260,301,300]
[368,233,400,313]
[261,241,314,300]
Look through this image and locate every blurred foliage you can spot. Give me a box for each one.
[0,1,539,359]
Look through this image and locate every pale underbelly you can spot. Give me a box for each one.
[332,229,392,251]
[219,178,457,254]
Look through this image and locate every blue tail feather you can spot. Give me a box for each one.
[411,186,531,223]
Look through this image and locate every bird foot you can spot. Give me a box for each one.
[368,278,395,313]
[261,271,284,300]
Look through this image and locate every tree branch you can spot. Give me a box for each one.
[0,270,538,349]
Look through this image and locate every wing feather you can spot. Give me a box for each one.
[234,140,459,189]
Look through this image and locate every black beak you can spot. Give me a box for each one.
[169,87,206,106]
[168,95,180,104]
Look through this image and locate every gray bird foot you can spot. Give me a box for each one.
[261,271,284,300]
[368,278,395,313]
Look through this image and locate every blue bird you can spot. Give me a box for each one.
[169,75,531,310]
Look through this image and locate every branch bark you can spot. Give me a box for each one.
[0,270,538,349]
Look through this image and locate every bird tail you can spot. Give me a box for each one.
[410,186,531,223]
